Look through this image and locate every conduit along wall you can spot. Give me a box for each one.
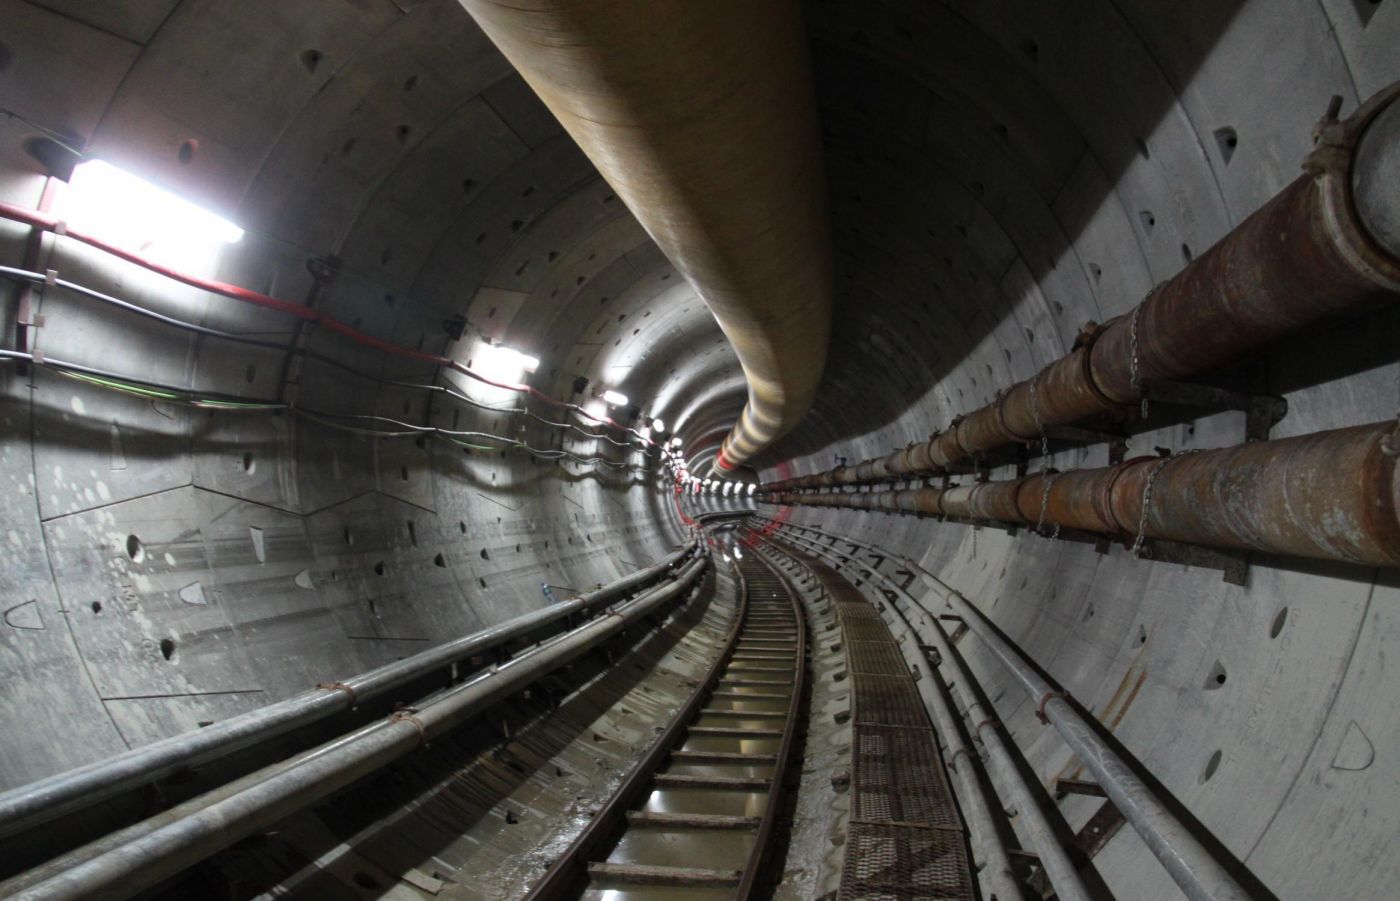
[764,421,1400,568]
[0,550,709,900]
[458,0,834,473]
[765,83,1400,493]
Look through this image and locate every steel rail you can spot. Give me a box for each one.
[528,550,806,898]
[0,542,699,840]
[760,535,1029,901]
[3,556,709,901]
[526,552,752,898]
[758,517,1255,901]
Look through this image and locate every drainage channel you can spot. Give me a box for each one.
[527,552,807,899]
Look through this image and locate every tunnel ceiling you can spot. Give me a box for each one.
[7,0,1393,475]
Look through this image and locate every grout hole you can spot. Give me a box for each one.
[1200,749,1223,784]
[299,49,324,73]
[126,534,145,562]
[159,637,176,661]
[1270,607,1288,639]
[1213,126,1239,166]
[177,139,197,165]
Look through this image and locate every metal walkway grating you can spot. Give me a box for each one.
[822,576,976,900]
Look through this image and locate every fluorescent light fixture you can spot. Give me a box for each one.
[601,389,629,407]
[64,160,243,266]
[475,342,540,384]
[651,417,666,432]
[670,436,683,448]
[734,545,743,559]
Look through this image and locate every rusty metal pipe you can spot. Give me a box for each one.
[764,83,1400,493]
[766,422,1400,567]
[459,0,832,474]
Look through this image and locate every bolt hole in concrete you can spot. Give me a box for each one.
[125,534,144,562]
[1201,749,1223,784]
[91,601,102,614]
[1204,660,1228,690]
[241,451,254,473]
[1214,126,1239,165]
[434,553,446,567]
[177,139,197,165]
[299,48,323,73]
[1270,607,1288,638]
[374,562,386,576]
[159,637,176,661]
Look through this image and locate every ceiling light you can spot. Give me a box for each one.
[475,342,540,384]
[64,159,243,266]
[651,417,666,432]
[602,389,628,406]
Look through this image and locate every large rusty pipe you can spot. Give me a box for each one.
[764,422,1400,567]
[458,0,832,473]
[765,83,1400,493]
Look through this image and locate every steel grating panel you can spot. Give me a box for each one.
[843,618,900,641]
[846,639,912,676]
[829,573,976,901]
[851,725,962,830]
[852,673,929,727]
[840,822,975,901]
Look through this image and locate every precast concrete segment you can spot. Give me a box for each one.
[4,557,709,901]
[0,542,701,840]
[763,521,1255,901]
[763,82,1400,494]
[458,0,833,473]
[765,421,1400,567]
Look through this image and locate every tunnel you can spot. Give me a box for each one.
[0,1,1397,898]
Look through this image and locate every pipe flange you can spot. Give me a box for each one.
[316,681,358,707]
[1035,690,1071,725]
[1306,85,1400,292]
[390,706,428,748]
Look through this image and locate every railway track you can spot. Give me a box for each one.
[528,551,806,899]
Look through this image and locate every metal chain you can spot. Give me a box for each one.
[1128,303,1148,418]
[1028,372,1050,470]
[1129,282,1166,419]
[1131,449,1206,558]
[1036,471,1060,540]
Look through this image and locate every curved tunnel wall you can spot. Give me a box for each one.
[760,3,1400,899]
[0,0,708,790]
[0,1,1398,899]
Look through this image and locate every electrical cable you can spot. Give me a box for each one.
[0,265,648,450]
[0,200,657,446]
[0,349,650,472]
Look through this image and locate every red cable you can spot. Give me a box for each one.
[0,200,653,445]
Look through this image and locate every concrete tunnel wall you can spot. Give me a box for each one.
[0,1,1397,899]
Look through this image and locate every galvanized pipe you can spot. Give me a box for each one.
[765,538,1028,901]
[0,542,698,840]
[771,534,1079,901]
[764,82,1400,493]
[4,556,709,901]
[459,0,832,472]
[761,520,1254,901]
[763,421,1400,567]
